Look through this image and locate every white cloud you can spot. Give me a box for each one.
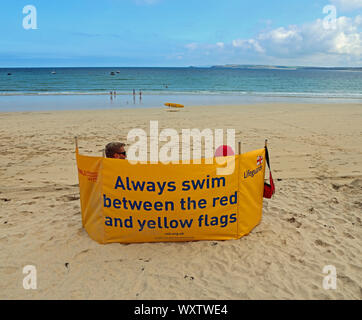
[258,26,302,43]
[181,13,361,66]
[185,42,198,50]
[186,42,225,51]
[230,15,361,64]
[330,0,362,12]
[232,39,265,53]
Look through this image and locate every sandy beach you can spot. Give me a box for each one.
[0,102,361,299]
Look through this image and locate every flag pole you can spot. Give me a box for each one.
[75,136,78,150]
[238,141,241,155]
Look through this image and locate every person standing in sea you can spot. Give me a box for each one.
[133,89,136,104]
[139,90,142,103]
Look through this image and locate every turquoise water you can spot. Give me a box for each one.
[0,67,361,111]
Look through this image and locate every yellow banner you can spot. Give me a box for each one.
[76,148,266,244]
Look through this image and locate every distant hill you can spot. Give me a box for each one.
[209,64,362,71]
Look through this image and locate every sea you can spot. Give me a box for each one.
[0,67,361,111]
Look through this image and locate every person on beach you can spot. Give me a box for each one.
[105,142,127,159]
[139,90,142,102]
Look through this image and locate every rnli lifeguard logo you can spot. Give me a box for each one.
[78,169,98,182]
[244,155,263,179]
[257,155,263,166]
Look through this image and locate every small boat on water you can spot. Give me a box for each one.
[7,73,11,76]
[51,71,56,74]
[110,72,116,75]
[116,71,120,74]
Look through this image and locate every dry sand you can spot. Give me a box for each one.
[0,103,361,299]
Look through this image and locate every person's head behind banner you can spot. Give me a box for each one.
[105,142,127,159]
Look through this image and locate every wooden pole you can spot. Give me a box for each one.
[238,141,241,155]
[75,136,78,150]
[265,139,268,148]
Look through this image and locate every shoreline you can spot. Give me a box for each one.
[0,100,361,115]
[1,91,362,97]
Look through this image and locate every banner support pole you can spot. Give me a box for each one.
[236,141,241,239]
[75,136,78,151]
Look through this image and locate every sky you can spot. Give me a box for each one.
[0,0,361,67]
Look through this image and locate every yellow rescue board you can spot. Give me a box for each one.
[164,103,184,108]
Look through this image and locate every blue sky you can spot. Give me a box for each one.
[0,0,361,67]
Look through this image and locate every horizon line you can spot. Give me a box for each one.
[1,65,362,69]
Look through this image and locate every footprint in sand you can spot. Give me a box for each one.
[286,217,302,228]
[351,179,362,188]
[338,274,355,286]
[67,222,78,227]
[315,239,329,247]
[333,218,347,224]
[330,197,339,204]
[33,196,45,200]
[74,249,90,259]
[343,232,355,239]
[23,201,36,205]
[353,201,362,208]
[57,194,80,202]
[12,233,26,239]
